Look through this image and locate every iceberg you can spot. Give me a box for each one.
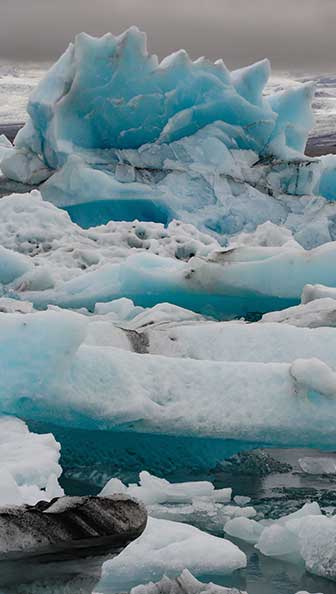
[1,31,336,593]
[100,471,237,534]
[224,501,336,582]
[298,456,336,475]
[100,470,232,506]
[2,308,336,480]
[97,516,246,592]
[9,29,310,164]
[3,28,336,242]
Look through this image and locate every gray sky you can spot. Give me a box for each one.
[0,0,335,70]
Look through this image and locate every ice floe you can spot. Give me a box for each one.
[0,416,63,506]
[98,516,246,592]
[225,501,336,582]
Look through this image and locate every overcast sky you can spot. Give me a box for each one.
[0,0,335,71]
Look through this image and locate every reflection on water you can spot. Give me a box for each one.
[199,539,335,594]
[0,549,109,594]
[3,446,336,594]
[1,540,334,594]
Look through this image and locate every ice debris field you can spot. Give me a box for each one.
[1,26,336,592]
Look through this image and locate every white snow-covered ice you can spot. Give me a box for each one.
[0,416,63,506]
[225,501,336,582]
[98,516,246,592]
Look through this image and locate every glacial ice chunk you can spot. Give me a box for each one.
[6,28,336,241]
[98,517,246,592]
[290,358,336,399]
[298,456,336,475]
[101,470,225,505]
[0,416,64,506]
[127,570,247,594]
[1,310,336,450]
[1,149,52,185]
[224,501,336,582]
[224,517,263,545]
[0,468,24,507]
[302,283,336,304]
[261,297,336,328]
[100,471,233,533]
[0,416,62,487]
[17,27,299,166]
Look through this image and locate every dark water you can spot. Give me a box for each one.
[199,545,335,594]
[3,447,336,593]
[2,543,333,594]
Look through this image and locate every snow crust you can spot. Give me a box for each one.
[2,192,336,317]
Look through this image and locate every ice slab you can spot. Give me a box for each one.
[1,310,336,453]
[261,298,336,327]
[100,471,233,533]
[98,517,246,592]
[298,456,336,475]
[225,501,336,582]
[302,283,336,304]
